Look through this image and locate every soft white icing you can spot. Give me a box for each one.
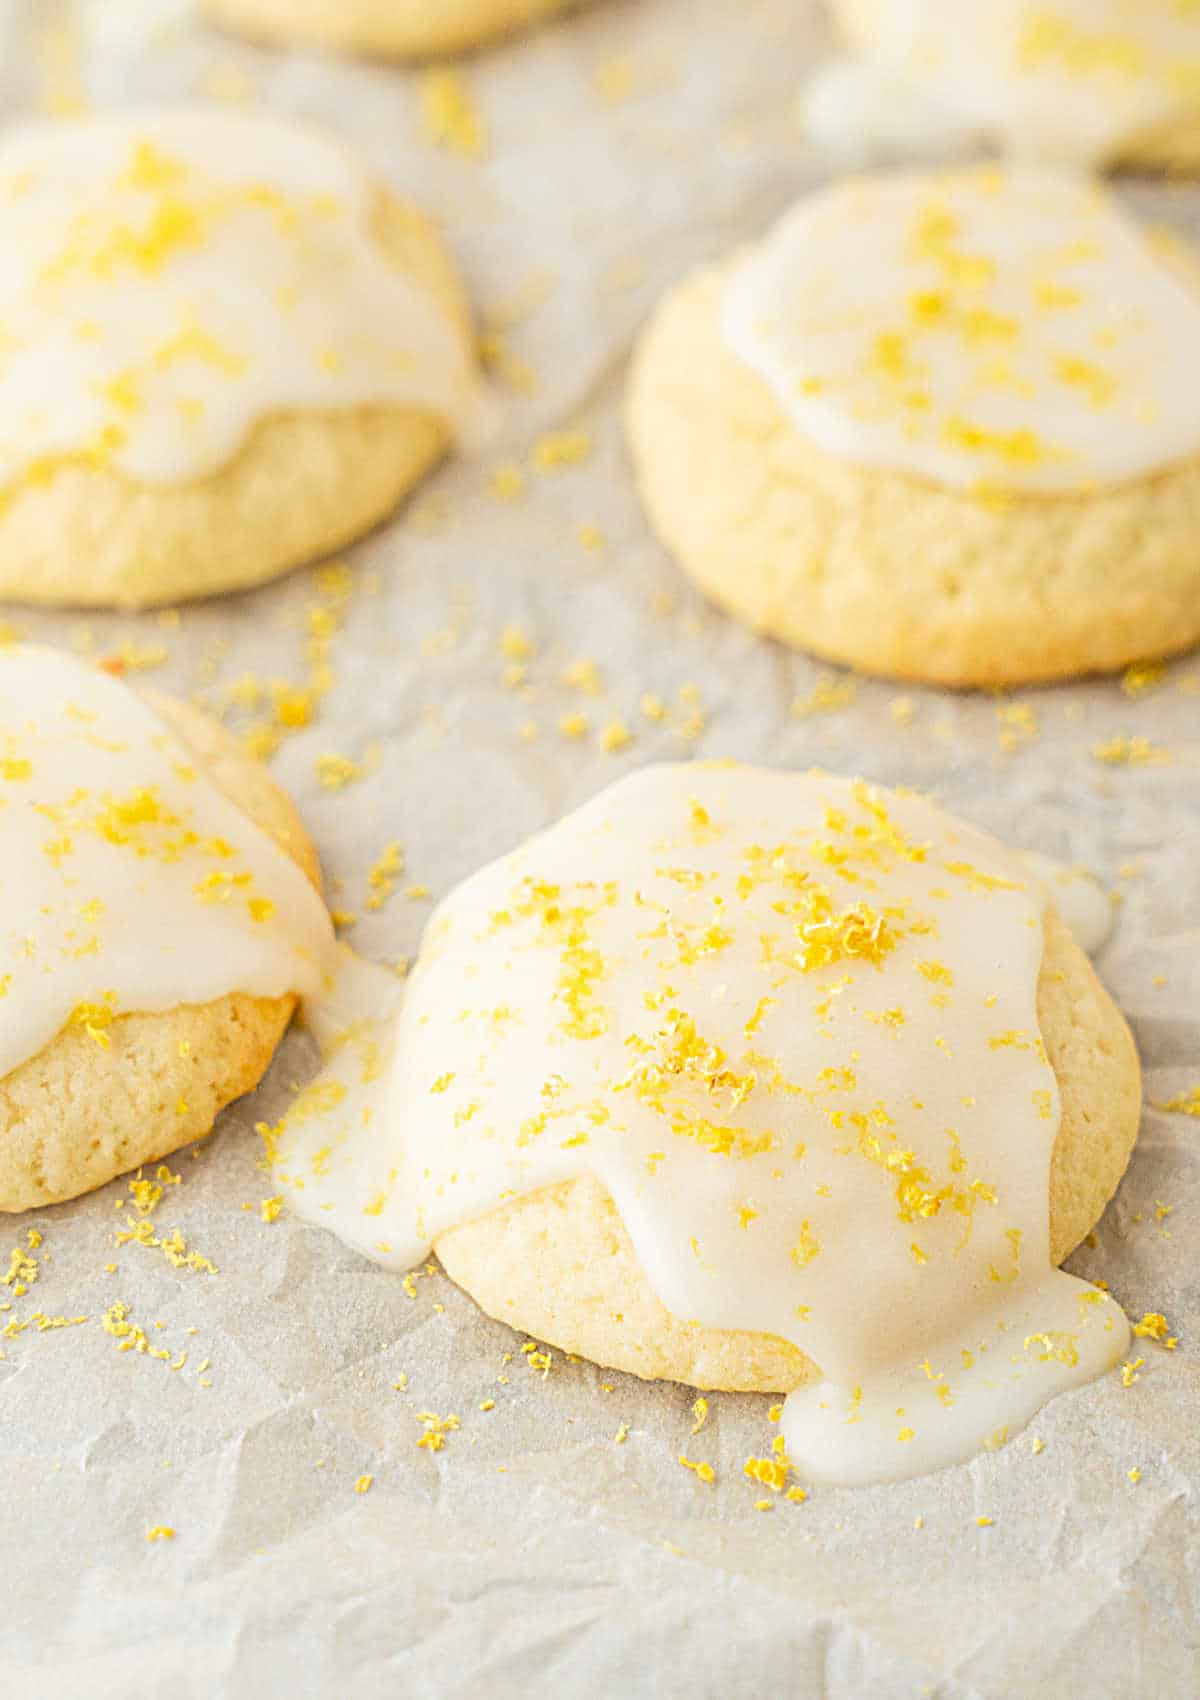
[808,0,1200,168]
[722,167,1200,494]
[0,110,475,491]
[271,764,1131,1488]
[802,57,982,168]
[0,644,336,1078]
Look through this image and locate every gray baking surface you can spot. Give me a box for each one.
[0,1,1197,1694]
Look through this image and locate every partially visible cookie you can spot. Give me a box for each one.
[626,168,1200,686]
[0,112,477,610]
[821,0,1200,173]
[0,647,334,1210]
[203,0,576,59]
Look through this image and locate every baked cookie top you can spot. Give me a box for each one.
[269,763,1133,1485]
[818,0,1200,167]
[723,166,1200,495]
[0,110,476,497]
[0,643,336,1081]
[203,0,573,61]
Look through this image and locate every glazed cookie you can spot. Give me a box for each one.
[627,167,1200,687]
[273,763,1140,1485]
[813,0,1200,172]
[0,645,336,1209]
[0,111,477,610]
[203,0,576,60]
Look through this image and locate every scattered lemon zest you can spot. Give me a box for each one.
[419,69,487,159]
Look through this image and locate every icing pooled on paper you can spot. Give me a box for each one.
[806,0,1200,168]
[0,110,476,493]
[270,764,1130,1487]
[0,644,336,1079]
[722,167,1200,494]
[1019,851,1113,956]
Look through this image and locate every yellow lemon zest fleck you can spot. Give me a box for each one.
[1092,735,1170,766]
[419,69,487,159]
[1154,1084,1200,1117]
[416,1411,461,1451]
[1133,1312,1177,1348]
[791,1221,821,1268]
[532,427,592,471]
[365,841,405,912]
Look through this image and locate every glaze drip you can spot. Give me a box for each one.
[0,644,336,1080]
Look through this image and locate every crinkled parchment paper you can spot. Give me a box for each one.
[0,1,1197,1694]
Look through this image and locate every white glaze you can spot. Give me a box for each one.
[802,57,982,168]
[0,644,336,1077]
[272,764,1130,1487]
[807,1,1200,168]
[0,110,475,491]
[722,167,1200,494]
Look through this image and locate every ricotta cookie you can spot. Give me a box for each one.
[0,645,336,1209]
[812,0,1200,173]
[203,0,576,60]
[0,111,477,610]
[270,763,1141,1486]
[627,167,1200,686]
